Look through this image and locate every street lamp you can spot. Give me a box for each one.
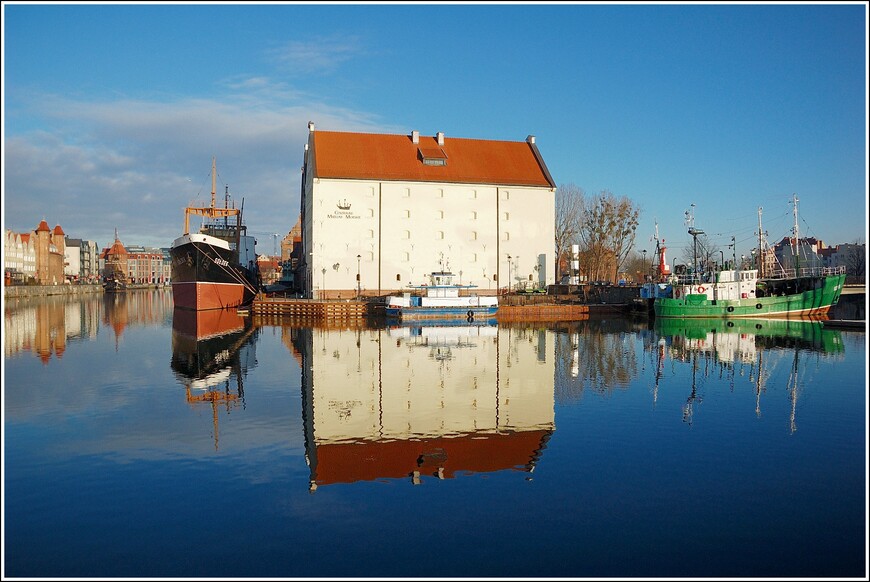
[356,254,361,300]
[719,250,724,270]
[507,254,512,293]
[322,267,326,300]
[642,249,647,280]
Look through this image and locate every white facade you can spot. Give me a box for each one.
[301,126,556,298]
[64,244,81,278]
[303,325,555,444]
[4,230,36,280]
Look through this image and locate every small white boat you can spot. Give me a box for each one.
[385,271,498,321]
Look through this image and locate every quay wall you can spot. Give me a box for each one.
[4,283,166,300]
[4,284,104,299]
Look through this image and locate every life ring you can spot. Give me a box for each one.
[698,286,706,293]
[674,289,681,299]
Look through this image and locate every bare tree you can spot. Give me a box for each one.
[577,190,640,282]
[555,183,585,280]
[842,241,866,278]
[680,232,721,273]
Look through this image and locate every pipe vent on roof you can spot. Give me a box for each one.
[527,135,536,145]
[308,121,315,132]
[436,132,444,146]
[412,130,419,144]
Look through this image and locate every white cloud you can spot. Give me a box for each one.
[268,35,365,74]
[3,78,401,249]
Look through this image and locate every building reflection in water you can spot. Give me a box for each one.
[170,308,259,450]
[649,317,845,432]
[4,290,172,362]
[290,321,556,491]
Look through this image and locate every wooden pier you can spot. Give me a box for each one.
[252,298,369,320]
[251,297,624,323]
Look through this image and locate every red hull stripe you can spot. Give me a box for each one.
[172,281,246,311]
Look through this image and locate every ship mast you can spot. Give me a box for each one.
[790,194,800,273]
[757,207,765,278]
[183,157,240,234]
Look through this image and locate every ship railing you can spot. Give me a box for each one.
[763,264,845,280]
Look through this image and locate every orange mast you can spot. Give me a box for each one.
[183,158,240,234]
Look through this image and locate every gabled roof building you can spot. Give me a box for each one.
[300,123,557,298]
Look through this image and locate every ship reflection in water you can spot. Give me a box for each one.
[292,321,555,491]
[170,308,259,450]
[648,317,845,431]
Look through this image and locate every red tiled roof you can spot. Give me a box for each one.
[53,224,65,235]
[312,131,555,188]
[36,220,50,232]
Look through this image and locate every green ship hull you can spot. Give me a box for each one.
[654,273,845,319]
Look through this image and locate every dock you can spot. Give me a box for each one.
[251,297,625,323]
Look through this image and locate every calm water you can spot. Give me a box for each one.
[3,290,867,578]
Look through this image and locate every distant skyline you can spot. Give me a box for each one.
[3,2,867,261]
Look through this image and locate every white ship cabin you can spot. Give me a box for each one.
[674,269,758,301]
[423,271,464,297]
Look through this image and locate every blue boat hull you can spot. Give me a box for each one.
[384,306,499,320]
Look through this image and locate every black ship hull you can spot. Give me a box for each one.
[170,234,258,311]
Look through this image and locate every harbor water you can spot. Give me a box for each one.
[3,290,867,578]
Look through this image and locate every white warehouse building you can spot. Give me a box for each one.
[300,123,557,299]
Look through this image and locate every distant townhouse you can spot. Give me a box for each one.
[4,229,36,283]
[299,123,557,298]
[3,220,67,285]
[65,237,101,283]
[126,245,168,284]
[772,236,824,272]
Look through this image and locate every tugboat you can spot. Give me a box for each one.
[170,158,260,311]
[385,261,498,321]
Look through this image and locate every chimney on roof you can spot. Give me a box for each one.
[527,135,536,145]
[436,132,444,146]
[308,121,315,132]
[411,130,419,144]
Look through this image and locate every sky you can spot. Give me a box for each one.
[2,2,867,262]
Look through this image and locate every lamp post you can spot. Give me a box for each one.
[719,250,724,270]
[507,254,512,293]
[642,249,647,280]
[309,252,314,299]
[356,254,361,300]
[321,267,326,300]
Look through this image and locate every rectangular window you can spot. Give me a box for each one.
[471,211,477,220]
[403,210,410,218]
[436,231,444,240]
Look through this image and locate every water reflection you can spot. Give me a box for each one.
[649,318,845,431]
[170,308,259,450]
[4,290,172,361]
[289,321,555,491]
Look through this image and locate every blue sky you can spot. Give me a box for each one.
[2,2,867,261]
